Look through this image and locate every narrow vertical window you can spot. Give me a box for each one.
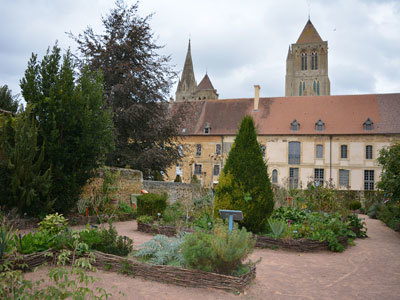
[316,144,323,158]
[303,81,305,93]
[261,145,266,158]
[288,141,301,164]
[299,82,302,96]
[313,81,316,93]
[215,144,221,155]
[301,53,307,70]
[339,169,350,187]
[311,52,318,70]
[196,144,201,156]
[314,168,324,186]
[213,165,220,176]
[340,145,348,159]
[364,170,374,190]
[194,164,202,175]
[289,168,299,188]
[317,81,320,95]
[272,169,278,184]
[366,145,373,159]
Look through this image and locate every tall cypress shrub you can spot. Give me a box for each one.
[214,115,274,233]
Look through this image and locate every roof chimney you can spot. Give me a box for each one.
[254,85,260,111]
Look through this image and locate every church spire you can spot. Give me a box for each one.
[175,39,198,101]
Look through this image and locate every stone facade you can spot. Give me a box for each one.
[285,20,330,96]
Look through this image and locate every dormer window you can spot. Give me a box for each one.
[315,119,325,131]
[363,118,374,131]
[290,119,300,131]
[203,122,211,134]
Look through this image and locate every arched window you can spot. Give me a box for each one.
[317,81,320,95]
[303,81,305,93]
[315,119,325,131]
[290,119,300,131]
[299,82,302,96]
[311,52,318,70]
[272,169,278,184]
[301,53,307,70]
[363,117,374,131]
[313,81,316,93]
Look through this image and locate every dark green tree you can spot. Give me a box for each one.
[214,115,274,233]
[378,143,400,203]
[0,108,52,215]
[71,0,186,179]
[20,44,114,213]
[0,85,19,113]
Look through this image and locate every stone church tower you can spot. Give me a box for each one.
[285,19,330,96]
[175,40,218,101]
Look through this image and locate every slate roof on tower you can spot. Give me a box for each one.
[296,19,323,44]
[198,74,215,90]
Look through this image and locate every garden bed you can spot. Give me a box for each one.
[137,221,193,237]
[137,222,349,252]
[255,235,348,252]
[2,250,256,293]
[11,213,135,230]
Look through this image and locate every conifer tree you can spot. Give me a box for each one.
[0,108,52,215]
[214,115,274,233]
[20,44,114,213]
[0,85,19,113]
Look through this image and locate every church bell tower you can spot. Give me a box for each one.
[285,19,330,96]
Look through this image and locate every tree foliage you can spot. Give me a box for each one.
[214,115,274,233]
[71,0,184,179]
[0,85,19,113]
[19,44,114,214]
[378,143,400,203]
[0,108,52,215]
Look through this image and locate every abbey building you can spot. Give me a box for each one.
[166,20,400,192]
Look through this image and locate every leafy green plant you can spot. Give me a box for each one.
[137,193,167,217]
[267,218,287,240]
[137,215,153,224]
[38,213,68,235]
[0,225,16,259]
[119,201,134,214]
[345,214,368,237]
[119,260,135,276]
[19,230,55,254]
[349,200,362,211]
[135,234,185,266]
[162,202,185,225]
[214,116,274,233]
[271,206,307,224]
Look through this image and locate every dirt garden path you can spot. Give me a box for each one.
[25,215,400,300]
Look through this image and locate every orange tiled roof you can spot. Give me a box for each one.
[173,93,400,136]
[198,74,215,90]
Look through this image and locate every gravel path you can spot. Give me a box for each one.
[25,215,400,299]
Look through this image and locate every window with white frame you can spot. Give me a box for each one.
[364,170,374,190]
[339,169,350,187]
[314,168,324,186]
[316,144,323,159]
[196,144,201,156]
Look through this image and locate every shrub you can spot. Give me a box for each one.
[94,223,133,256]
[214,116,274,233]
[349,200,362,211]
[137,215,153,224]
[135,234,185,266]
[181,231,215,272]
[38,213,68,235]
[119,201,134,214]
[212,223,255,275]
[137,193,167,217]
[162,202,185,225]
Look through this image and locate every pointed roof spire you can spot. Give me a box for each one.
[198,74,215,90]
[296,19,323,44]
[177,39,197,92]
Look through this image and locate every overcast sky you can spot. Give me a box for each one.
[1,0,399,102]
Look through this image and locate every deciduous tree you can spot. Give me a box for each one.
[71,0,184,179]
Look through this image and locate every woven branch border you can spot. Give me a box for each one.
[1,250,256,293]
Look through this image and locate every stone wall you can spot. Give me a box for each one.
[143,180,202,203]
[81,167,143,204]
